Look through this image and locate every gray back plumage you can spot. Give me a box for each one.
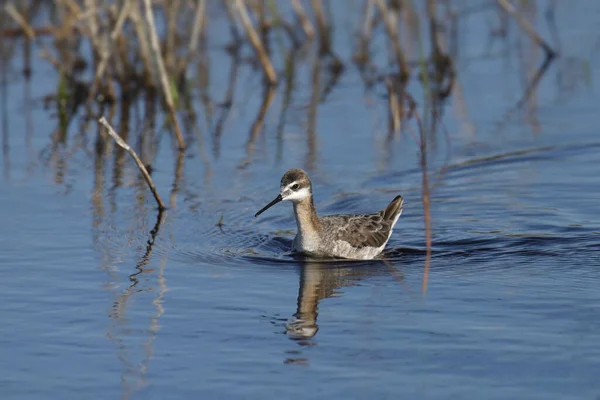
[320,195,403,249]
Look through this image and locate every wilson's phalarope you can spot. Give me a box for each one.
[255,169,404,260]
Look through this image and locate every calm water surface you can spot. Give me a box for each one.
[1,2,600,399]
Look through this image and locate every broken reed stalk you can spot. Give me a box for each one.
[142,0,186,151]
[496,0,556,58]
[98,116,166,211]
[232,0,277,85]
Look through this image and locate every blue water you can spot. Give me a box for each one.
[1,1,600,399]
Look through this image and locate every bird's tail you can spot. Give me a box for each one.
[383,195,404,223]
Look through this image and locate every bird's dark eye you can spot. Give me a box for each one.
[291,183,299,190]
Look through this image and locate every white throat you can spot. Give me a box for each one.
[283,187,311,203]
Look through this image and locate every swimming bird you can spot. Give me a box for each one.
[255,169,403,260]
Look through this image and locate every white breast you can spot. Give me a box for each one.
[292,232,320,253]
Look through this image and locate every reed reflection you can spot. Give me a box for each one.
[106,209,167,399]
[93,114,183,399]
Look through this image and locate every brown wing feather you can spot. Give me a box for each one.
[321,212,392,249]
[321,195,403,249]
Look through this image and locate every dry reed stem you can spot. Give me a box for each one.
[0,27,54,38]
[129,1,153,84]
[212,47,241,157]
[421,177,432,294]
[232,0,277,85]
[89,1,132,101]
[306,57,321,171]
[494,54,553,132]
[178,0,207,76]
[414,110,432,294]
[427,0,441,57]
[184,0,206,62]
[403,91,432,293]
[165,0,181,71]
[361,0,376,40]
[99,116,166,211]
[355,0,376,61]
[311,0,330,54]
[110,0,132,41]
[59,0,100,49]
[39,48,63,72]
[240,86,276,169]
[374,0,410,80]
[385,78,400,133]
[223,0,242,40]
[4,3,36,40]
[190,0,207,51]
[291,0,315,40]
[83,0,98,38]
[496,0,556,58]
[142,0,186,151]
[64,3,101,23]
[170,151,184,209]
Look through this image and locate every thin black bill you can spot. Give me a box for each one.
[255,194,283,217]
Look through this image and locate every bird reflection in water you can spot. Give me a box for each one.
[284,259,401,351]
